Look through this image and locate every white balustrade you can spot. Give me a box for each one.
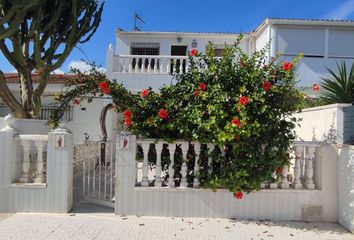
[141,141,150,187]
[193,143,201,187]
[134,140,320,191]
[180,142,189,187]
[168,143,176,187]
[16,135,48,184]
[154,142,163,187]
[115,55,189,74]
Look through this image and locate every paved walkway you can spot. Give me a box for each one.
[0,207,353,240]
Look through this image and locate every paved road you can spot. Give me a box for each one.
[0,209,353,240]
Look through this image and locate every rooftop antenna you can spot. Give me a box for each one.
[134,13,145,31]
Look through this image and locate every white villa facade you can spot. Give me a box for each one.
[107,18,354,92]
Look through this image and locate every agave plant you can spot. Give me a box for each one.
[320,62,354,103]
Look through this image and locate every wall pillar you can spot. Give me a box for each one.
[338,145,354,232]
[47,125,74,213]
[0,115,18,212]
[115,132,136,215]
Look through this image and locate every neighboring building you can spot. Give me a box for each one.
[0,73,118,143]
[107,18,354,92]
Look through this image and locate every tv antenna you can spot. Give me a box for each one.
[134,13,145,31]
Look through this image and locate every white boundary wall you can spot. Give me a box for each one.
[115,134,338,222]
[0,119,74,213]
[293,103,352,143]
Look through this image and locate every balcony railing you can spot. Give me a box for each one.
[113,55,188,74]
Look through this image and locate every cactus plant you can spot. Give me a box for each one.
[0,0,104,118]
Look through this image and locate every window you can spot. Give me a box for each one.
[328,29,354,58]
[277,27,325,57]
[130,43,160,55]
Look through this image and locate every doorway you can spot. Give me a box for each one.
[170,45,187,74]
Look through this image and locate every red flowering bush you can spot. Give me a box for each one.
[50,38,303,194]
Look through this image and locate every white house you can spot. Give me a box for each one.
[107,18,354,92]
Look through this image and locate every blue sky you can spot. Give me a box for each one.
[1,0,354,73]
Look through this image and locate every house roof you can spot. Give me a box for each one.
[116,29,250,38]
[3,73,77,84]
[253,17,354,36]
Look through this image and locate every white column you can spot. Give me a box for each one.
[141,142,150,187]
[207,143,213,175]
[153,58,158,73]
[193,143,201,187]
[147,57,152,73]
[154,142,163,187]
[140,58,145,73]
[180,142,189,187]
[168,143,176,187]
[280,166,289,189]
[305,146,316,189]
[293,146,303,189]
[33,140,46,183]
[19,140,32,183]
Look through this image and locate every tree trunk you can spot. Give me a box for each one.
[19,69,34,119]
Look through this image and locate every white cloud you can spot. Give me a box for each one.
[68,60,106,73]
[52,69,65,74]
[324,0,354,19]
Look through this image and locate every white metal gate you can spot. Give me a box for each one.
[74,141,116,208]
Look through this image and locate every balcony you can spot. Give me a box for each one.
[112,55,189,74]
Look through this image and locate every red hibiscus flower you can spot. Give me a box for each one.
[262,81,272,91]
[194,89,200,97]
[199,82,207,91]
[72,99,81,105]
[140,89,149,97]
[313,84,319,92]
[98,81,110,95]
[233,191,243,199]
[158,109,169,119]
[124,117,132,127]
[239,96,249,106]
[124,109,132,118]
[190,49,198,56]
[282,62,293,71]
[276,167,283,175]
[231,117,241,127]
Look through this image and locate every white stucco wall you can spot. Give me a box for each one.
[293,104,352,143]
[115,32,250,56]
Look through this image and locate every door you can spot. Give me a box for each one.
[170,45,187,73]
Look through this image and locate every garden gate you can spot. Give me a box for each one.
[74,140,116,208]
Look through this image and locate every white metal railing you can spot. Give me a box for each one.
[15,134,48,184]
[77,141,115,207]
[113,55,189,74]
[135,139,321,190]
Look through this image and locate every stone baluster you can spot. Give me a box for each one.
[33,140,47,183]
[269,171,278,189]
[293,146,303,189]
[154,142,163,187]
[179,59,183,72]
[193,143,201,187]
[20,140,32,183]
[168,143,176,187]
[166,59,170,73]
[147,58,152,73]
[280,166,289,189]
[180,142,189,187]
[172,59,177,74]
[160,58,164,73]
[300,145,306,183]
[305,146,316,189]
[139,58,144,73]
[154,58,158,73]
[128,58,133,73]
[141,142,150,187]
[207,143,214,175]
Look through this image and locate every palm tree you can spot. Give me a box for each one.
[320,62,354,103]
